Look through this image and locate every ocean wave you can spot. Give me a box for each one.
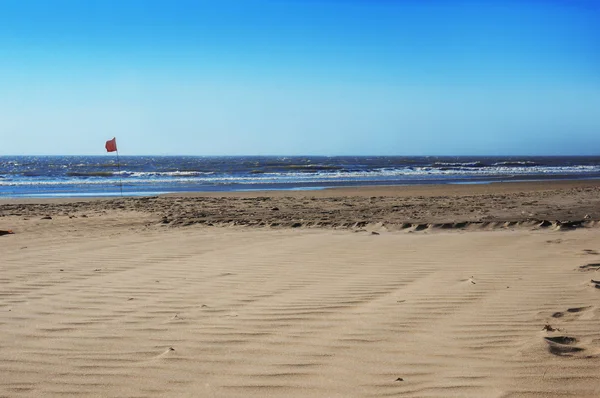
[113,170,215,177]
[277,164,344,171]
[4,155,600,196]
[432,161,486,168]
[66,163,123,168]
[492,161,540,166]
[250,164,344,172]
[3,165,600,188]
[66,172,115,177]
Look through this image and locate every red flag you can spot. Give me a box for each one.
[105,137,117,152]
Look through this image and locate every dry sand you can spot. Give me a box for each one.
[2,181,600,397]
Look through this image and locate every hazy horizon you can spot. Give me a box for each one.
[1,0,599,156]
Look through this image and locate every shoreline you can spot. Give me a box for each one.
[3,177,600,202]
[2,178,600,203]
[2,179,600,231]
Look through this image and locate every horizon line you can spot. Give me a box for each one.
[2,154,600,158]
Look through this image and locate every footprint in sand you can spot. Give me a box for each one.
[544,336,585,356]
[567,306,591,314]
[591,279,600,289]
[552,306,592,318]
[576,263,600,288]
[578,263,600,272]
[547,306,596,356]
[543,335,600,358]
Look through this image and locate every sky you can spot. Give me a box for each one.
[0,0,598,156]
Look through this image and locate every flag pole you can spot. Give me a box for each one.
[116,149,123,197]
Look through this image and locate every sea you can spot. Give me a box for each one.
[1,156,600,198]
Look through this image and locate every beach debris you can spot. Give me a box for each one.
[41,216,52,220]
[169,347,175,351]
[395,377,404,382]
[543,324,558,332]
[271,207,279,211]
[371,231,380,235]
[0,230,14,236]
[584,214,591,219]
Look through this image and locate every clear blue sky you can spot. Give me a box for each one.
[0,0,598,156]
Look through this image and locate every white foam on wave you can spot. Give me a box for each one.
[3,164,600,188]
[114,170,214,177]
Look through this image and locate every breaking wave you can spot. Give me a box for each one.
[3,155,600,196]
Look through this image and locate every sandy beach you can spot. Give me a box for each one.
[2,181,600,397]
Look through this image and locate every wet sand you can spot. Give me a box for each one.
[3,180,600,229]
